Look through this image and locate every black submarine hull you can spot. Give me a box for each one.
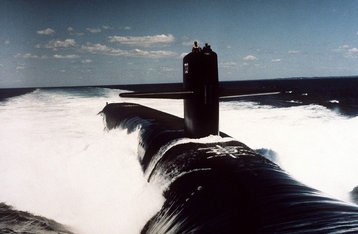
[102,103,358,233]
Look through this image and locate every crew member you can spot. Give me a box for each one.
[192,41,202,52]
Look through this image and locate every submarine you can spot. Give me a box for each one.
[101,42,358,233]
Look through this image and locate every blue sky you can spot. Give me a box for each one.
[2,0,358,88]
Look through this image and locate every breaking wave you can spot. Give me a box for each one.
[0,88,163,234]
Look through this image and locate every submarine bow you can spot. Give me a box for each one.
[102,102,358,233]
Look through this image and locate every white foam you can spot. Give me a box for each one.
[0,89,163,234]
[221,101,358,202]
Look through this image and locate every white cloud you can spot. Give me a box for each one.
[345,47,358,58]
[15,53,48,59]
[22,53,39,59]
[37,28,55,35]
[130,48,177,58]
[81,42,176,58]
[102,25,113,30]
[67,27,84,36]
[41,39,76,50]
[81,43,125,55]
[86,27,102,33]
[340,44,350,49]
[348,47,358,54]
[109,34,175,47]
[288,50,300,54]
[4,40,10,45]
[16,65,25,70]
[335,45,358,58]
[219,61,237,68]
[81,59,93,64]
[271,58,281,62]
[243,55,257,61]
[124,26,131,30]
[54,54,80,59]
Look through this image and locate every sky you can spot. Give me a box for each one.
[2,0,358,88]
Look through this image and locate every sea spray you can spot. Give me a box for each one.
[0,89,164,233]
[220,101,358,203]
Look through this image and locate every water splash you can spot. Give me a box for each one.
[220,101,358,203]
[0,89,163,233]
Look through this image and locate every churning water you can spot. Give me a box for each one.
[0,87,357,233]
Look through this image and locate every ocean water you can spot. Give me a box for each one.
[0,87,358,233]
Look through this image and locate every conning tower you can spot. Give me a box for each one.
[119,41,279,139]
[183,42,219,138]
